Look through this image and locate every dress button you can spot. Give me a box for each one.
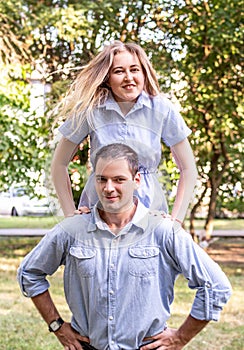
[109,316,113,320]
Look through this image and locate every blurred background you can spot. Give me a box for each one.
[0,0,243,240]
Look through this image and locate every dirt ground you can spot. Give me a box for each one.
[206,237,244,266]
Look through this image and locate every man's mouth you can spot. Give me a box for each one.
[104,195,119,201]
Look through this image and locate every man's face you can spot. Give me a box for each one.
[95,157,140,213]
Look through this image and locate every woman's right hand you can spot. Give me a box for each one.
[66,207,91,217]
[76,206,91,214]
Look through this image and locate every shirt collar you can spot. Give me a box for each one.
[87,198,149,233]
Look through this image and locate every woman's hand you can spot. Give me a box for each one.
[65,207,91,217]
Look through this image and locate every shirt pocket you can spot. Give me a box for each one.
[128,246,159,277]
[69,246,96,277]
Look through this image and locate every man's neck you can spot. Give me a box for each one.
[98,201,137,234]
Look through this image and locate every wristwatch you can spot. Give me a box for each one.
[48,317,64,332]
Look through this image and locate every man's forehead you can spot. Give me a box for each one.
[95,157,130,174]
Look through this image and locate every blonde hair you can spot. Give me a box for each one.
[57,41,160,131]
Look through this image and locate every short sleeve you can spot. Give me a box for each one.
[159,97,192,147]
[59,118,90,144]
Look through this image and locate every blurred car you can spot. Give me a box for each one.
[0,185,56,216]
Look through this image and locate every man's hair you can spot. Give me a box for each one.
[94,143,139,178]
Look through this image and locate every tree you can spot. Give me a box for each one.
[0,0,242,228]
[156,0,243,238]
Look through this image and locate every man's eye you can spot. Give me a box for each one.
[116,178,126,183]
[96,177,106,183]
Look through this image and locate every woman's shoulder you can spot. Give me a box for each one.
[143,92,178,114]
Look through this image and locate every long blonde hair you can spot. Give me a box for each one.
[58,41,160,131]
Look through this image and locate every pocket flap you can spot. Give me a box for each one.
[129,246,159,258]
[70,246,96,259]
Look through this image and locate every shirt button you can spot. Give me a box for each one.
[206,282,211,288]
[110,264,115,269]
[109,290,114,295]
[111,341,115,345]
[109,316,113,320]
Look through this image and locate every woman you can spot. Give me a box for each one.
[51,41,198,224]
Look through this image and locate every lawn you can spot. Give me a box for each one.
[0,216,243,230]
[0,236,243,349]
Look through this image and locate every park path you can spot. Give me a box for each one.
[0,228,243,237]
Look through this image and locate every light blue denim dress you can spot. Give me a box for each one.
[59,92,191,211]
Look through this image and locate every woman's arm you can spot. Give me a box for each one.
[170,138,198,223]
[51,137,79,217]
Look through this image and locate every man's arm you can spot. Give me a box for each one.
[32,290,89,349]
[141,315,208,350]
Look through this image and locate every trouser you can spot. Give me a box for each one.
[79,341,142,350]
[79,341,97,350]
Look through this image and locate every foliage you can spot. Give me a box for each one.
[0,0,243,234]
[155,0,244,236]
[0,64,51,193]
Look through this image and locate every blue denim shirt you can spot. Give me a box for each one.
[59,92,192,211]
[17,201,232,350]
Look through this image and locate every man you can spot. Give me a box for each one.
[18,143,232,350]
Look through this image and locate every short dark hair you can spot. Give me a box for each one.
[94,143,139,177]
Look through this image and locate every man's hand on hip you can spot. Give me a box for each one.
[141,328,187,350]
[54,322,90,350]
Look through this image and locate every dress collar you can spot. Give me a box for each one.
[99,91,152,112]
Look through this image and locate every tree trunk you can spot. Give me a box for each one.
[189,184,208,241]
[204,184,218,240]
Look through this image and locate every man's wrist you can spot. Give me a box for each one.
[48,317,64,332]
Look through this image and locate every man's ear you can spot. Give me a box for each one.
[134,172,141,189]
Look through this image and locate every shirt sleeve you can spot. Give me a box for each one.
[17,226,68,298]
[59,117,90,144]
[157,96,192,147]
[167,227,232,321]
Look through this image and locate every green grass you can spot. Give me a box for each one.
[0,237,243,349]
[0,216,243,230]
[0,216,63,229]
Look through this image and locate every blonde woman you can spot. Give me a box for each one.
[51,41,198,224]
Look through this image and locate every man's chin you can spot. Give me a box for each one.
[101,204,121,213]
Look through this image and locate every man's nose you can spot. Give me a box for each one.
[104,179,114,192]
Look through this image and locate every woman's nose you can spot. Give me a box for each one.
[124,70,133,81]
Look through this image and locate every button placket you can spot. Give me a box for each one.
[107,240,119,346]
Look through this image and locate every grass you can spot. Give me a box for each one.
[0,216,63,229]
[0,237,243,349]
[0,216,243,230]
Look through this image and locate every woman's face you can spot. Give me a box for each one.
[108,50,145,104]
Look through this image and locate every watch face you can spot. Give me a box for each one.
[51,321,60,332]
